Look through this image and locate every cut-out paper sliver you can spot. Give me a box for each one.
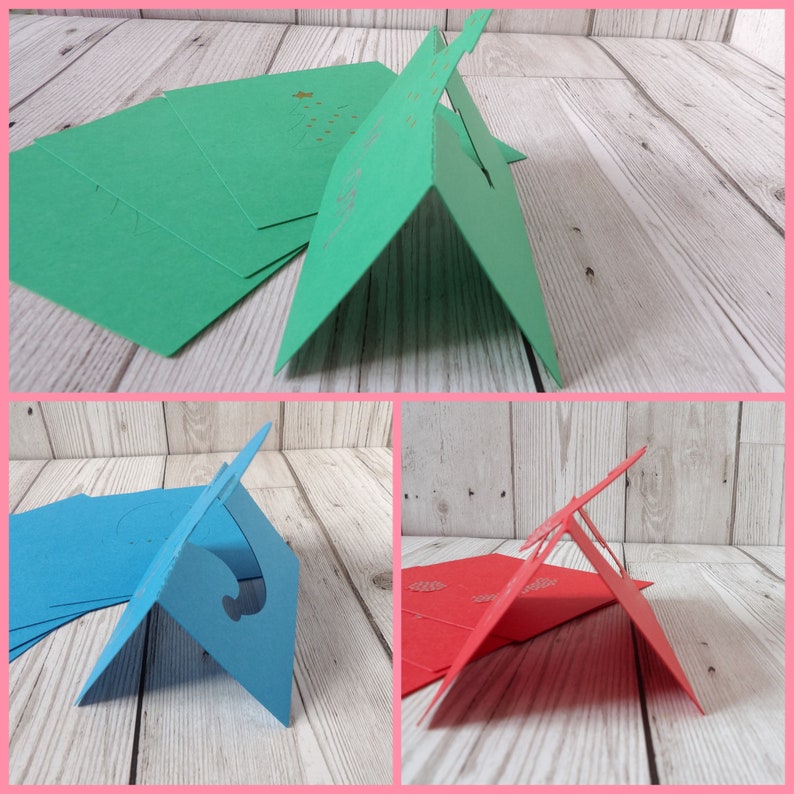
[76,423,299,726]
[421,446,703,722]
[276,9,561,384]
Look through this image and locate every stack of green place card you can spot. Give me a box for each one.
[11,9,560,382]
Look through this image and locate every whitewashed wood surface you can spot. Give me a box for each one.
[729,8,785,75]
[33,9,745,41]
[9,15,783,391]
[402,401,784,545]
[401,536,785,785]
[9,400,393,459]
[9,447,393,785]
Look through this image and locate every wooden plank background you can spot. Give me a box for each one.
[31,8,785,74]
[27,9,752,41]
[9,401,393,458]
[401,401,784,544]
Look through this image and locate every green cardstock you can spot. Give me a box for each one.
[11,48,530,358]
[35,97,312,279]
[9,146,286,355]
[274,10,561,384]
[165,62,397,230]
[165,62,524,232]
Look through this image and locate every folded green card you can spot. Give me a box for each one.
[275,11,561,384]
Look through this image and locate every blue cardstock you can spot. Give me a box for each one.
[75,423,299,726]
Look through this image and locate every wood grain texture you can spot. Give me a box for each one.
[284,448,393,645]
[592,9,731,40]
[143,9,296,24]
[9,13,126,107]
[402,538,651,784]
[297,8,442,30]
[401,402,513,537]
[733,405,784,544]
[136,600,328,785]
[403,401,783,545]
[163,401,282,453]
[453,31,622,77]
[353,189,536,392]
[447,8,590,34]
[401,535,505,567]
[597,37,785,229]
[9,12,42,33]
[9,402,53,459]
[623,542,751,565]
[9,284,136,393]
[270,23,426,73]
[282,402,393,448]
[512,401,627,541]
[469,75,783,390]
[625,402,739,543]
[9,17,784,393]
[14,456,166,512]
[10,604,146,784]
[37,8,141,19]
[729,8,784,75]
[403,538,785,784]
[739,400,784,443]
[119,34,536,393]
[626,548,784,784]
[41,402,168,458]
[9,456,165,785]
[163,450,297,490]
[9,459,49,511]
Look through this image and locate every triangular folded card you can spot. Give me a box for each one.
[275,9,561,384]
[421,446,703,721]
[75,424,299,726]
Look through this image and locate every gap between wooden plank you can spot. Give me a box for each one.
[622,541,659,785]
[126,452,169,784]
[590,39,784,237]
[282,454,392,659]
[727,403,743,545]
[126,614,151,785]
[734,546,784,582]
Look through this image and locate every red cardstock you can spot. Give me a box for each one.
[402,555,652,695]
[418,447,704,721]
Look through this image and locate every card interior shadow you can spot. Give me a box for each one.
[286,188,538,383]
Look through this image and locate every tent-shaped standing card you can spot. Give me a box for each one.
[75,424,299,726]
[275,10,561,384]
[419,447,703,723]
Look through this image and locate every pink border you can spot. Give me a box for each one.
[2,1,790,791]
